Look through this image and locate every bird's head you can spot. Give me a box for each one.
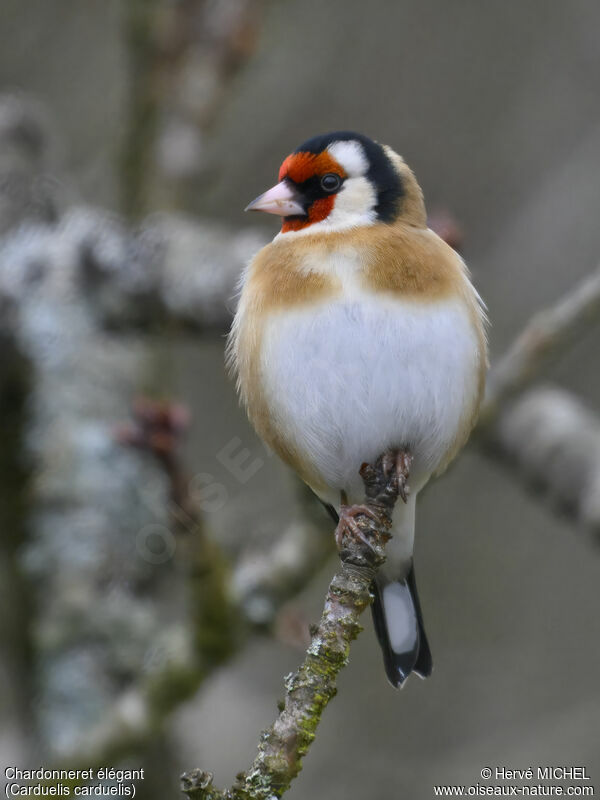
[245,131,426,235]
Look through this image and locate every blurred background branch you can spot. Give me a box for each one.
[485,387,600,535]
[476,262,600,537]
[120,0,264,217]
[119,0,161,218]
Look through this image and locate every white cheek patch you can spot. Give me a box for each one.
[327,140,368,177]
[333,178,377,217]
[328,176,376,226]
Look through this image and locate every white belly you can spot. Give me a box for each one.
[259,295,480,502]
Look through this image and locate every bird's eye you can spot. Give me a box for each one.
[320,173,342,192]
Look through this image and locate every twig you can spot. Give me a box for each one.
[181,453,403,800]
[480,264,600,426]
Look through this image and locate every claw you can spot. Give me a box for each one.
[396,450,412,503]
[381,450,396,478]
[396,450,412,479]
[335,504,383,550]
[379,448,412,503]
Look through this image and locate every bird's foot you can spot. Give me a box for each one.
[335,504,383,551]
[382,448,412,503]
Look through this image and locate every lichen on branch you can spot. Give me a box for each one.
[180,453,404,800]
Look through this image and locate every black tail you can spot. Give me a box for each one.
[371,563,433,688]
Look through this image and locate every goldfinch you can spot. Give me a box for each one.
[228,131,487,687]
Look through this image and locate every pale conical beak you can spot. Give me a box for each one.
[245,180,306,216]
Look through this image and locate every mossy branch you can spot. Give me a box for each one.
[180,452,402,800]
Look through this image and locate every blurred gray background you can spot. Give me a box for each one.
[1,1,599,798]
